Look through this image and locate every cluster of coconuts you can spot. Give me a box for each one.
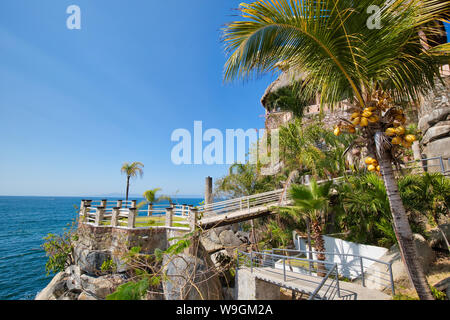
[365,156,380,173]
[384,109,416,148]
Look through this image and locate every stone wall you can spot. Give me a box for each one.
[74,224,186,274]
[418,75,450,171]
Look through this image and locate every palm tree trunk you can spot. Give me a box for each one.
[311,220,327,277]
[125,176,130,208]
[378,151,434,300]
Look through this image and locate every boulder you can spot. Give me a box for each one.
[428,223,450,250]
[210,249,232,268]
[219,230,244,248]
[57,290,81,300]
[422,137,450,162]
[80,274,125,299]
[35,272,68,300]
[418,107,450,133]
[65,265,82,291]
[73,245,111,274]
[236,231,250,243]
[433,277,450,292]
[363,234,435,291]
[200,236,223,253]
[421,125,450,145]
[409,234,435,273]
[162,241,223,300]
[78,291,98,300]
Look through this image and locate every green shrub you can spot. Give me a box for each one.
[42,220,77,275]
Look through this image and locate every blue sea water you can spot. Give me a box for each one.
[0,196,202,300]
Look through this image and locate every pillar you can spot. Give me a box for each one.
[117,200,123,208]
[189,208,198,231]
[131,200,137,209]
[128,208,137,228]
[95,207,105,226]
[165,207,174,227]
[111,207,120,227]
[100,199,107,208]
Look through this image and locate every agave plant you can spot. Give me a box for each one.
[222,0,449,299]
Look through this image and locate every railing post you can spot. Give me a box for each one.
[80,200,86,215]
[181,204,187,217]
[205,176,213,207]
[117,200,123,208]
[165,207,174,227]
[439,156,445,174]
[147,203,153,217]
[283,257,286,281]
[111,207,120,227]
[335,265,341,298]
[100,199,107,208]
[188,205,193,217]
[360,257,365,287]
[131,200,137,209]
[389,262,395,296]
[189,208,198,231]
[83,202,91,222]
[127,208,137,229]
[95,206,105,226]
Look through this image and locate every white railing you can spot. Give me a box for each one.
[79,200,190,230]
[197,189,286,218]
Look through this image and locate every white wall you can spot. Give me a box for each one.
[295,235,388,279]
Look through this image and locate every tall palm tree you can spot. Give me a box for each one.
[222,0,448,299]
[121,162,144,207]
[280,179,333,276]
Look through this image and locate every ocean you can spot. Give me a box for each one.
[0,196,202,300]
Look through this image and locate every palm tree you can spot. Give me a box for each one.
[215,162,275,198]
[121,162,144,207]
[137,188,173,216]
[280,179,333,276]
[222,0,448,299]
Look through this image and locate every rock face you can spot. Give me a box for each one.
[418,75,450,171]
[35,272,68,300]
[162,241,223,300]
[38,223,250,300]
[35,265,127,300]
[200,224,249,267]
[362,234,435,292]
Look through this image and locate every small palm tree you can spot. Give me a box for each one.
[137,188,173,215]
[121,162,144,207]
[280,179,333,276]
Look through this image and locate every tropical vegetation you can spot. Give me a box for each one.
[279,179,334,275]
[222,0,449,299]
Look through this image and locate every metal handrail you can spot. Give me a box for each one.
[267,248,395,295]
[237,250,341,300]
[309,264,340,300]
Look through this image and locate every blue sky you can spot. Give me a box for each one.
[0,1,449,197]
[0,0,276,197]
